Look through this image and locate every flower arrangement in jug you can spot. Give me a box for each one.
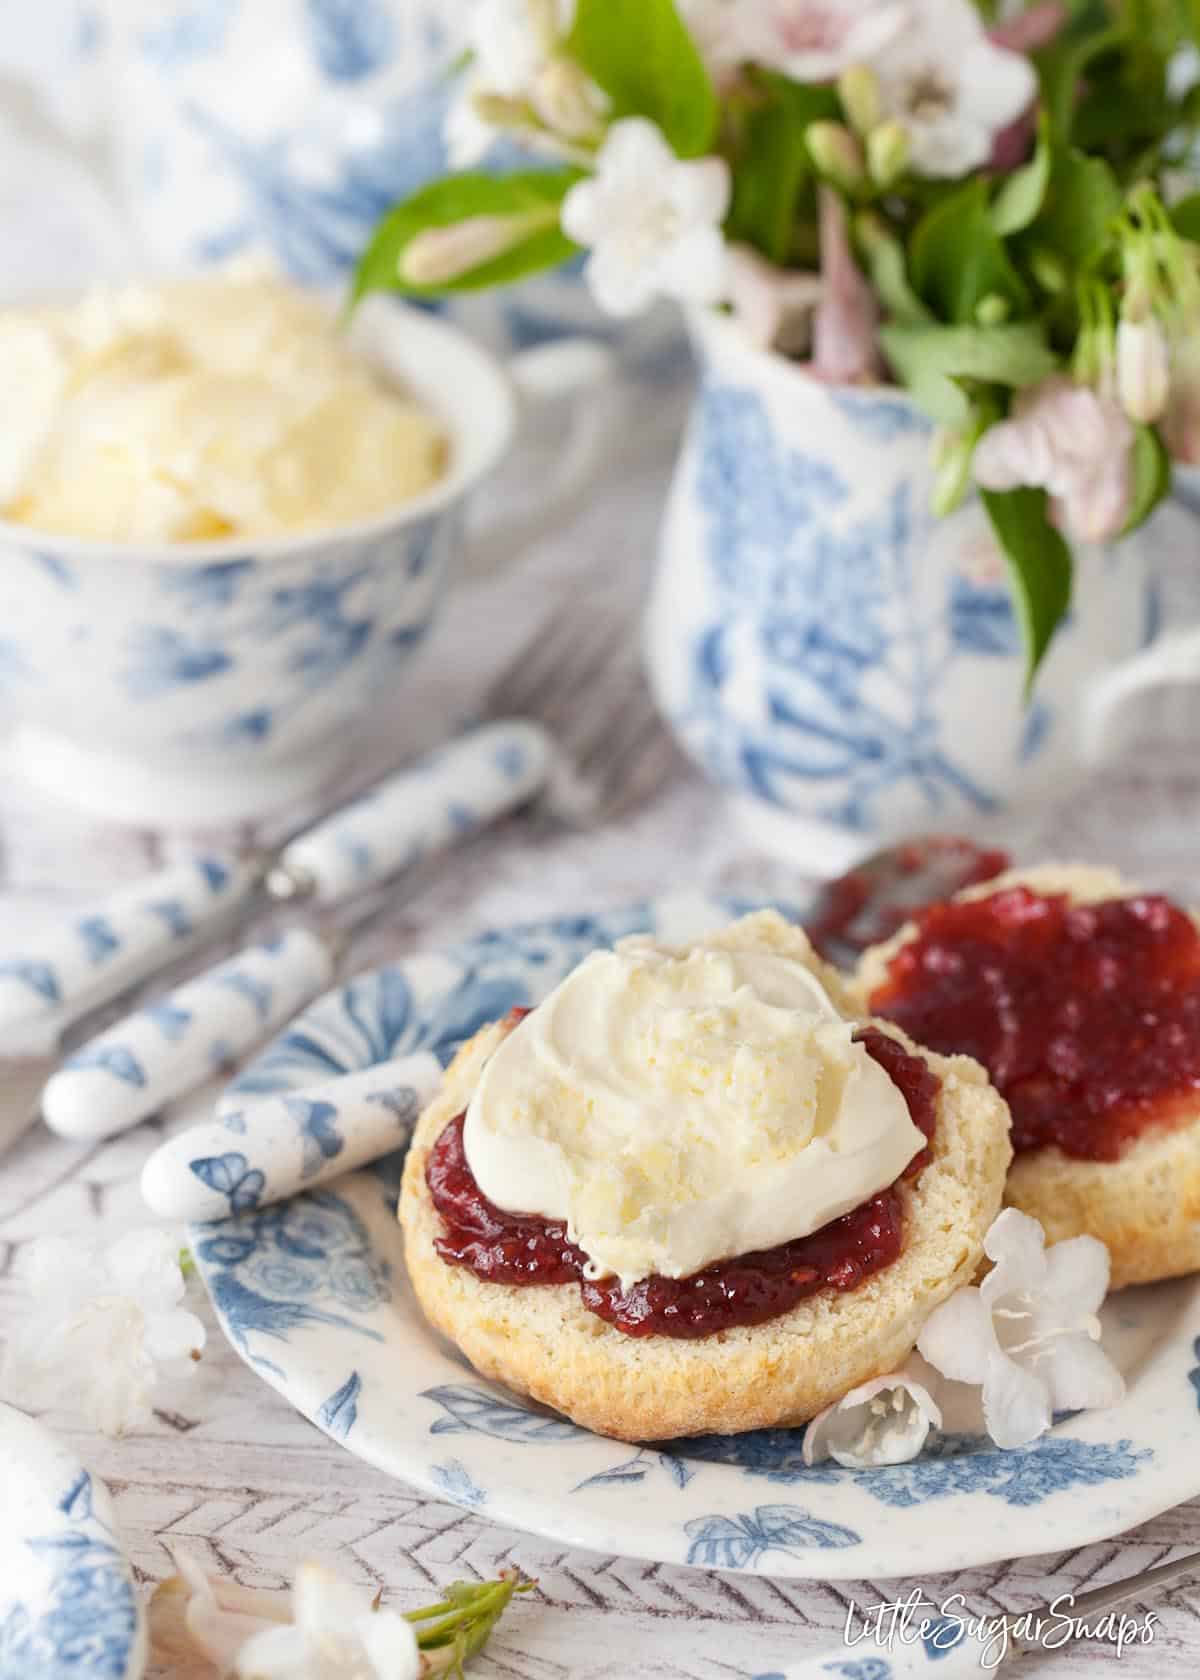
[357,0,1200,679]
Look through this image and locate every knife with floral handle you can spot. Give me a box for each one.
[38,720,550,1142]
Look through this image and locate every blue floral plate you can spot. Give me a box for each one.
[193,895,1200,1579]
[0,1402,145,1679]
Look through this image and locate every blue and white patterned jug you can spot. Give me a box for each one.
[645,306,1200,870]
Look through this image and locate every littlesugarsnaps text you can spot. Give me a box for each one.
[844,1588,1159,1669]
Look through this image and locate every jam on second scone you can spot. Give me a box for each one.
[427,1026,939,1340]
[868,884,1200,1161]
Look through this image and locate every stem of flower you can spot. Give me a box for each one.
[406,1572,535,1677]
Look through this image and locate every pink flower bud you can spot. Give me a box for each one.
[399,213,543,286]
[1116,314,1170,425]
[811,187,884,386]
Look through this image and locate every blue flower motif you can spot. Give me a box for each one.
[197,857,232,895]
[284,1097,344,1181]
[190,1151,266,1216]
[183,86,450,283]
[124,627,234,698]
[216,969,274,1023]
[316,1371,362,1440]
[365,1086,420,1128]
[163,559,256,610]
[684,1504,860,1569]
[948,576,1021,658]
[29,549,77,589]
[430,1459,488,1509]
[305,0,396,81]
[140,0,236,67]
[146,899,194,940]
[821,1433,1153,1510]
[220,709,274,744]
[831,390,928,441]
[423,1384,589,1444]
[682,381,998,831]
[143,1002,192,1043]
[62,1044,146,1087]
[820,1663,894,1680]
[1189,1337,1200,1408]
[76,916,119,965]
[0,1472,138,1680]
[0,959,60,1005]
[195,1190,391,1357]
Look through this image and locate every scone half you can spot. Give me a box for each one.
[852,864,1200,1291]
[401,1012,1011,1444]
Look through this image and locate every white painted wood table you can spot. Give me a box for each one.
[3,453,1200,1679]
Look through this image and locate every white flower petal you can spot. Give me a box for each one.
[560,177,600,245]
[107,1228,186,1314]
[982,1348,1052,1449]
[292,1562,375,1632]
[804,1366,942,1469]
[358,1611,421,1680]
[234,1622,312,1680]
[1041,1235,1111,1324]
[666,156,732,229]
[981,1208,1048,1304]
[917,1287,998,1385]
[956,39,1036,131]
[144,1307,207,1367]
[1044,1332,1125,1414]
[654,225,730,307]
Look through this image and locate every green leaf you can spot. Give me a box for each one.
[1123,424,1171,533]
[726,79,837,264]
[1025,146,1121,273]
[1170,192,1200,242]
[352,170,580,303]
[880,322,1060,426]
[980,487,1074,688]
[910,180,1029,325]
[1035,21,1123,140]
[854,214,933,327]
[567,0,717,157]
[991,124,1051,236]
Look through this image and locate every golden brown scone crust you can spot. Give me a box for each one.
[850,863,1200,1290]
[400,912,1012,1441]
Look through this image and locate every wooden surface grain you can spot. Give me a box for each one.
[2,454,1200,1677]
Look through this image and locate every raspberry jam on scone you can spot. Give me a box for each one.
[427,1027,939,1339]
[868,886,1200,1161]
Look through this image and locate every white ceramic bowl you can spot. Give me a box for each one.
[0,296,522,829]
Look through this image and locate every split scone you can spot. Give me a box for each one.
[853,865,1200,1290]
[401,911,1011,1441]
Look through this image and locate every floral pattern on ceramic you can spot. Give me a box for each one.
[191,896,1200,1580]
[644,308,1171,862]
[0,1404,144,1680]
[0,852,260,1043]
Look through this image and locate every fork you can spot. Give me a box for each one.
[50,596,679,1157]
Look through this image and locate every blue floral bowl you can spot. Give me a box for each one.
[0,296,517,829]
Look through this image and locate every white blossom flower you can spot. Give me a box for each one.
[446,0,591,167]
[803,1358,942,1468]
[148,1550,289,1679]
[235,1563,419,1680]
[868,0,1036,179]
[561,118,731,318]
[972,375,1135,544]
[918,1209,1124,1450]
[742,0,908,84]
[0,1228,205,1437]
